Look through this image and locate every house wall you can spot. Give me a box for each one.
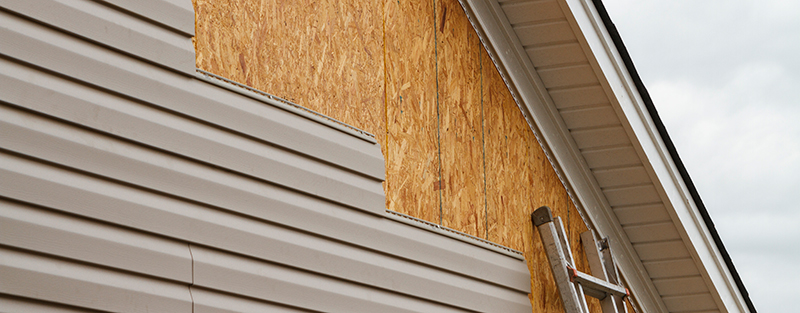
[0,0,533,311]
[193,0,604,311]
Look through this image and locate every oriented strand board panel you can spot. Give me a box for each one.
[384,0,441,223]
[481,46,553,313]
[482,47,530,250]
[437,0,485,236]
[193,0,385,146]
[481,45,600,312]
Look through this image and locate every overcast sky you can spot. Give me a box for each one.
[602,0,799,312]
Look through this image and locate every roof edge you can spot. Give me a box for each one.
[589,1,757,312]
[454,1,669,312]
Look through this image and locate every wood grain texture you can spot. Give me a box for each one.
[383,0,441,223]
[193,0,385,146]
[482,45,528,250]
[480,45,601,313]
[481,43,588,312]
[437,0,485,236]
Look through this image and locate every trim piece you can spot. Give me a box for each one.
[385,210,524,260]
[195,69,377,144]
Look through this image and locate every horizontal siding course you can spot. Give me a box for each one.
[0,10,386,184]
[0,0,195,75]
[0,151,529,293]
[190,287,308,313]
[0,199,192,283]
[97,0,196,36]
[0,247,192,312]
[192,246,483,313]
[0,295,107,313]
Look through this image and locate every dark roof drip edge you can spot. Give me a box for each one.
[590,1,756,312]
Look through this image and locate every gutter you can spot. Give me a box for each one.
[590,1,757,312]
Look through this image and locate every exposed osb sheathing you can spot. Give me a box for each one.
[193,1,604,312]
[384,0,440,223]
[482,45,530,251]
[481,44,587,313]
[437,0,485,237]
[193,0,385,146]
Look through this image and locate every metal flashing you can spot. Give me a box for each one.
[385,210,525,260]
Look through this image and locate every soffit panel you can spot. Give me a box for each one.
[643,258,701,279]
[652,276,711,297]
[593,166,651,188]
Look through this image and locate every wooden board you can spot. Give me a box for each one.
[383,0,441,223]
[436,0,485,236]
[193,0,385,145]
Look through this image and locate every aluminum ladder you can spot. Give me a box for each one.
[532,206,629,313]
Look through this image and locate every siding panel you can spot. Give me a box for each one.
[98,0,195,36]
[0,152,529,294]
[0,11,386,184]
[0,294,111,313]
[0,199,192,283]
[190,288,307,313]
[0,0,195,74]
[0,247,192,312]
[191,246,471,313]
[0,2,532,310]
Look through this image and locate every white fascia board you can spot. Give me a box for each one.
[458,1,667,312]
[556,0,751,312]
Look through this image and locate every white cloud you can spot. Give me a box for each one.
[603,1,800,311]
[652,63,800,209]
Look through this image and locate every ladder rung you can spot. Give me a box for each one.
[568,267,628,299]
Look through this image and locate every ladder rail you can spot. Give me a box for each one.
[532,208,587,313]
[582,232,629,313]
[532,206,629,313]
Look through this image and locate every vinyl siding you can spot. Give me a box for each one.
[0,1,532,312]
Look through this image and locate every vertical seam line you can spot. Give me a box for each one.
[479,43,489,240]
[188,243,195,313]
[383,0,389,159]
[434,0,443,225]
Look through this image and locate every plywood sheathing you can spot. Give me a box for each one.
[384,0,441,223]
[193,0,385,147]
[437,0,485,237]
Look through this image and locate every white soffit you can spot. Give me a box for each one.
[457,0,753,313]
